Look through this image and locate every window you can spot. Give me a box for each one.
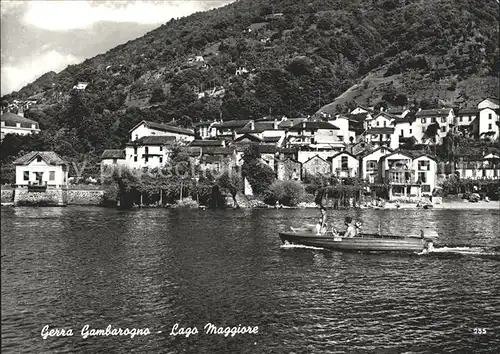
[488,124,492,129]
[442,126,446,132]
[441,117,446,123]
[134,146,138,154]
[367,160,377,171]
[418,172,427,183]
[469,116,472,121]
[383,121,387,127]
[421,185,431,193]
[159,156,163,163]
[418,160,430,171]
[329,131,333,135]
[459,117,463,122]
[341,156,348,170]
[145,147,149,154]
[49,171,55,180]
[376,121,380,127]
[421,118,426,124]
[135,134,138,140]
[36,156,43,162]
[160,146,163,151]
[409,128,412,134]
[134,156,137,162]
[422,127,426,133]
[23,171,29,181]
[145,156,149,163]
[431,117,436,123]
[489,114,492,120]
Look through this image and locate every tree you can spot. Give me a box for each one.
[217,170,243,207]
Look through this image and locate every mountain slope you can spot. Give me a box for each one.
[1,0,498,162]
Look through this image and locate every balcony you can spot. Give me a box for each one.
[385,170,416,185]
[27,181,47,192]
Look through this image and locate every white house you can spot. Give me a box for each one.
[475,98,499,140]
[286,120,344,150]
[73,82,89,90]
[360,146,393,183]
[350,106,374,115]
[364,127,400,150]
[194,120,218,139]
[1,111,40,140]
[130,120,195,142]
[327,116,356,144]
[329,151,359,178]
[13,151,68,188]
[380,151,437,200]
[101,149,127,167]
[125,136,177,170]
[212,120,252,139]
[414,108,455,143]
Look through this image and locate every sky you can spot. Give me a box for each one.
[0,0,234,96]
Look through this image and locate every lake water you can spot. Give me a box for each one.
[1,206,499,353]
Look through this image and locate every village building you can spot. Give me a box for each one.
[359,146,393,183]
[455,107,478,135]
[13,151,68,189]
[189,139,226,148]
[212,120,252,140]
[350,105,374,115]
[471,98,499,140]
[1,111,40,140]
[276,157,302,181]
[380,151,437,200]
[72,82,89,90]
[414,108,455,143]
[327,116,357,144]
[286,120,344,150]
[194,121,218,139]
[125,136,177,170]
[130,120,195,142]
[329,151,359,178]
[101,149,127,167]
[302,155,331,177]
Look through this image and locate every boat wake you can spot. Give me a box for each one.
[280,244,325,250]
[418,245,500,257]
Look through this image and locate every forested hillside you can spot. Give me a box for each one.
[1,0,499,172]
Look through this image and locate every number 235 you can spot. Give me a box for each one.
[473,328,487,335]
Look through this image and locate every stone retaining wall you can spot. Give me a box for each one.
[14,189,66,206]
[66,190,104,205]
[1,189,14,203]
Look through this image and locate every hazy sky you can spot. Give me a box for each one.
[1,0,234,96]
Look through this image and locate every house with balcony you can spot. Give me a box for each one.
[380,151,437,200]
[194,120,218,139]
[414,108,455,143]
[329,151,359,178]
[455,107,478,135]
[364,127,400,150]
[359,146,393,183]
[212,120,252,140]
[130,120,195,143]
[125,136,177,169]
[236,118,287,146]
[286,120,344,150]
[13,151,68,189]
[1,111,40,140]
[327,116,357,144]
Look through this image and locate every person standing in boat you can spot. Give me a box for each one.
[343,217,357,238]
[315,207,327,235]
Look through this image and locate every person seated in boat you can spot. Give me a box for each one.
[343,217,357,238]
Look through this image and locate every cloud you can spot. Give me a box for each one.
[22,0,222,31]
[1,50,81,95]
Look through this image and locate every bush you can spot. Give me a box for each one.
[265,180,305,206]
[173,197,199,208]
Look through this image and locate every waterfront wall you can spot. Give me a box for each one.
[66,190,104,205]
[14,188,67,206]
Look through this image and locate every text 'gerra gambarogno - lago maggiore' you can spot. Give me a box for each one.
[41,323,259,339]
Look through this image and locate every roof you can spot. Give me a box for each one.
[348,113,370,121]
[278,118,307,128]
[366,127,395,135]
[189,139,225,147]
[13,151,66,165]
[331,150,358,159]
[457,108,479,115]
[1,112,39,128]
[193,121,216,127]
[479,98,499,105]
[179,146,202,156]
[415,108,452,117]
[130,120,195,136]
[201,147,235,155]
[127,136,177,145]
[233,134,262,143]
[238,121,284,133]
[262,136,281,143]
[288,121,340,131]
[303,155,330,165]
[360,146,393,159]
[213,120,251,129]
[101,149,125,160]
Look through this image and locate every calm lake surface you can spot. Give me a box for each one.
[1,206,500,353]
